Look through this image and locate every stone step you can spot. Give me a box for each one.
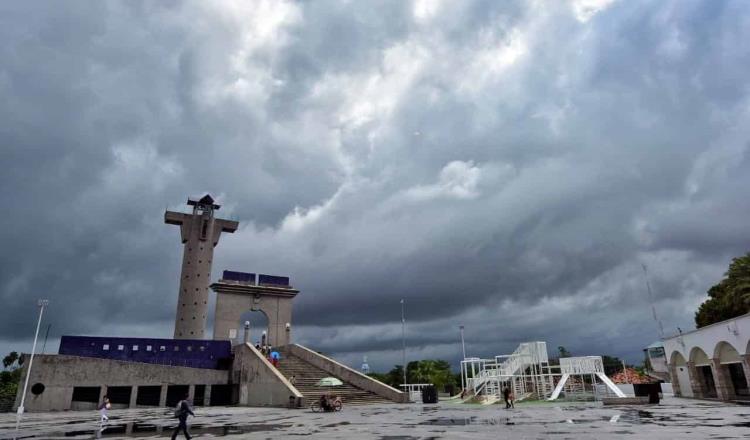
[273,349,393,405]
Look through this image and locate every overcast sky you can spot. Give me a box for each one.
[1,0,749,372]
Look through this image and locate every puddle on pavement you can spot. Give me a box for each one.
[8,422,292,439]
[417,408,750,430]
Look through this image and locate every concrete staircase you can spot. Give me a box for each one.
[276,348,392,406]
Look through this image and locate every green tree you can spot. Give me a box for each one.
[1,352,23,412]
[695,253,750,328]
[2,352,19,370]
[557,346,571,358]
[372,360,459,391]
[601,355,624,376]
[385,365,405,388]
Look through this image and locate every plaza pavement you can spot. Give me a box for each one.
[0,397,748,439]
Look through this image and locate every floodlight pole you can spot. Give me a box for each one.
[459,325,466,392]
[401,299,406,389]
[16,299,49,424]
[459,325,466,359]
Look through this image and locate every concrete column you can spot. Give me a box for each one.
[205,385,212,407]
[159,385,168,407]
[711,358,735,401]
[129,386,138,408]
[687,362,707,398]
[668,363,682,397]
[741,355,750,391]
[99,385,108,403]
[188,384,195,402]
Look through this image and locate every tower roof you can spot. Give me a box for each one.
[187,194,220,210]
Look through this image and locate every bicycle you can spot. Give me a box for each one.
[310,398,342,412]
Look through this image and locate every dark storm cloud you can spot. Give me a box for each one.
[1,0,750,371]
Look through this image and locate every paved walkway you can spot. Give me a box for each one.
[1,397,748,439]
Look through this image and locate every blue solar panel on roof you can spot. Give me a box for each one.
[223,271,255,283]
[258,274,290,286]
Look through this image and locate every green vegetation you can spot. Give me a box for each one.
[695,252,750,328]
[1,352,23,412]
[368,359,459,391]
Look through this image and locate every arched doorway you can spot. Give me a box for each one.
[714,341,748,399]
[689,347,716,398]
[237,310,269,348]
[213,278,298,347]
[670,351,691,397]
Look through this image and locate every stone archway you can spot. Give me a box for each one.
[238,310,269,347]
[211,272,299,348]
[713,341,748,399]
[688,347,716,398]
[670,351,691,397]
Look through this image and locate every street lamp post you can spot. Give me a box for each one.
[401,299,406,389]
[17,299,49,420]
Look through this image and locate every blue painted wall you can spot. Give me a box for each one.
[59,336,232,370]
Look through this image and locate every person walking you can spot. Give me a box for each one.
[171,393,195,440]
[98,395,111,427]
[502,387,512,409]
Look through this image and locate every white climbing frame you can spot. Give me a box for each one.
[460,341,626,403]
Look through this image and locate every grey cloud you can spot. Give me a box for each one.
[2,0,750,370]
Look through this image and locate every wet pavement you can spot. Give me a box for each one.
[0,397,748,439]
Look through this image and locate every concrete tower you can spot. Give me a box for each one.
[165,195,239,339]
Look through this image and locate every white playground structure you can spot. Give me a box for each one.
[460,342,626,403]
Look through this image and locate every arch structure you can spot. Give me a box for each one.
[662,313,750,401]
[211,271,298,348]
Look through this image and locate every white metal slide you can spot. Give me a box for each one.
[595,373,627,398]
[547,373,570,401]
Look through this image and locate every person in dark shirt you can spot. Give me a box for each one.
[502,386,512,409]
[172,393,195,440]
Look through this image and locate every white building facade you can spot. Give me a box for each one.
[663,313,750,401]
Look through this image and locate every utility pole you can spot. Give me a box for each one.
[17,299,49,424]
[401,299,406,389]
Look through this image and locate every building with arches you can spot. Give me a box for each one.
[663,313,750,401]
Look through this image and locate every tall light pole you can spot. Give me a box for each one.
[459,325,466,392]
[459,325,466,359]
[17,299,49,419]
[401,299,406,388]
